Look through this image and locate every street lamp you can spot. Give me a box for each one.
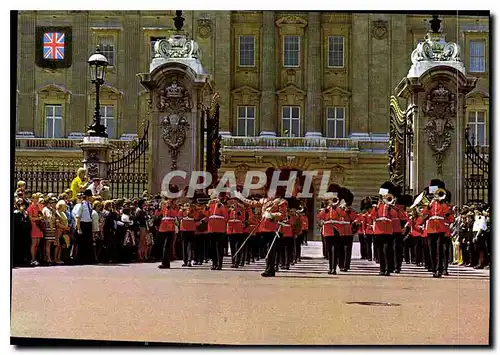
[87,46,109,137]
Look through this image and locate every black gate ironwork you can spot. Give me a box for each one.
[107,121,149,198]
[464,126,489,204]
[203,93,221,186]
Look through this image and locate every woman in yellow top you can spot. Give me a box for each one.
[55,200,70,264]
[70,168,89,199]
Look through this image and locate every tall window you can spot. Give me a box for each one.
[236,106,255,137]
[150,36,166,60]
[282,106,300,137]
[468,110,486,146]
[100,105,116,139]
[99,37,115,66]
[239,36,255,67]
[283,36,300,67]
[326,107,345,138]
[469,40,486,72]
[328,36,344,68]
[45,104,63,138]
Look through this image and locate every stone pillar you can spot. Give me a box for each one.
[79,137,111,180]
[122,12,140,135]
[305,12,322,138]
[350,14,369,137]
[259,11,277,137]
[214,12,231,137]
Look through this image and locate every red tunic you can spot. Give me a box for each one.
[407,216,423,237]
[158,206,177,233]
[391,205,405,234]
[195,208,209,235]
[207,201,228,234]
[178,209,197,232]
[365,211,374,235]
[354,213,366,235]
[281,211,295,238]
[370,203,397,235]
[227,207,245,235]
[344,208,357,236]
[422,200,451,234]
[320,206,343,237]
[244,207,257,234]
[300,215,309,231]
[258,200,287,233]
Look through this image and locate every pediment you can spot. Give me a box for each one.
[322,86,351,98]
[231,85,260,96]
[91,83,124,96]
[276,15,308,28]
[37,83,72,95]
[276,84,306,97]
[466,89,489,99]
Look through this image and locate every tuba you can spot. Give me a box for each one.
[383,193,395,206]
[409,191,430,211]
[434,188,447,201]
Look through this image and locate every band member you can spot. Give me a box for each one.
[278,196,300,270]
[342,188,357,272]
[364,197,375,261]
[244,204,258,265]
[227,198,245,268]
[178,202,197,267]
[193,193,210,265]
[421,179,451,278]
[296,206,308,263]
[406,209,424,266]
[157,198,177,269]
[391,187,409,274]
[371,182,398,276]
[207,190,229,270]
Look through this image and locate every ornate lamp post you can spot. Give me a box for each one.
[87,46,109,137]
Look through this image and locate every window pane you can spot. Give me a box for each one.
[291,119,300,137]
[477,123,485,146]
[237,119,246,136]
[247,106,255,118]
[239,36,255,66]
[328,36,344,67]
[292,107,299,118]
[336,107,344,119]
[46,119,54,138]
[283,106,290,118]
[99,37,115,66]
[327,107,335,118]
[284,36,299,67]
[469,40,485,72]
[237,106,246,118]
[53,117,62,138]
[283,119,290,133]
[247,119,255,137]
[107,118,116,139]
[327,120,335,138]
[476,111,485,122]
[335,120,345,138]
[54,105,62,117]
[468,111,477,123]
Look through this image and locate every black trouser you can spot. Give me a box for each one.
[203,233,211,262]
[295,231,305,262]
[78,222,94,265]
[263,231,279,274]
[404,235,412,263]
[192,235,204,263]
[359,234,366,259]
[422,238,431,269]
[412,237,423,265]
[344,235,353,270]
[365,235,373,260]
[159,231,174,267]
[322,238,327,258]
[229,234,243,266]
[281,237,294,268]
[210,233,226,268]
[393,233,404,271]
[375,234,394,273]
[181,231,194,264]
[442,236,451,272]
[428,233,444,273]
[325,235,342,272]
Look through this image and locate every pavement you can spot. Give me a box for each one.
[11,242,490,345]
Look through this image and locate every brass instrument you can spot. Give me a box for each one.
[383,193,395,206]
[409,191,430,211]
[433,188,447,201]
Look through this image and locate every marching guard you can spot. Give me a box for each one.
[157,198,178,269]
[207,190,229,270]
[227,197,246,268]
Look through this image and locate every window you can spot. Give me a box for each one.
[236,106,255,136]
[99,37,115,66]
[328,36,344,68]
[45,104,63,138]
[283,36,300,67]
[469,40,486,73]
[282,106,300,137]
[239,36,255,67]
[100,105,116,139]
[468,111,486,146]
[326,107,345,138]
[150,36,166,60]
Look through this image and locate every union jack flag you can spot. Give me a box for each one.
[43,32,65,60]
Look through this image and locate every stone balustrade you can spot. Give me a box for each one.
[15,138,136,150]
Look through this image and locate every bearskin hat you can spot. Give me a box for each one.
[344,188,354,207]
[379,181,394,196]
[392,185,402,199]
[428,179,445,190]
[444,189,452,203]
[398,194,414,207]
[286,196,300,210]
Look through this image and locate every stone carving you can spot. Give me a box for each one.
[411,32,461,64]
[158,78,192,171]
[422,83,456,175]
[372,20,388,40]
[197,18,212,39]
[388,96,406,187]
[330,164,345,185]
[154,34,200,60]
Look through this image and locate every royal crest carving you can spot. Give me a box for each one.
[158,77,192,171]
[372,20,388,40]
[422,83,456,175]
[411,32,461,64]
[154,34,201,60]
[197,18,212,39]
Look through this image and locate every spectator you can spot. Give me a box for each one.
[55,200,70,264]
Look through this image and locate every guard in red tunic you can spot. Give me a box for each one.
[391,188,409,274]
[207,190,229,270]
[370,181,398,276]
[295,206,308,263]
[178,202,197,267]
[319,185,344,275]
[422,179,451,277]
[157,198,178,269]
[364,197,375,261]
[342,188,357,272]
[354,200,367,260]
[406,210,423,266]
[227,199,246,268]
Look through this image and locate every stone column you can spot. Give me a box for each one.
[79,137,111,180]
[305,12,322,138]
[214,11,231,137]
[350,14,369,138]
[259,11,277,137]
[122,12,140,135]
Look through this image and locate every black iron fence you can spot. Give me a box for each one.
[464,127,489,204]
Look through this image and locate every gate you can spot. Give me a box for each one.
[107,121,149,198]
[464,126,490,204]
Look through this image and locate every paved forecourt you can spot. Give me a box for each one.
[11,242,490,345]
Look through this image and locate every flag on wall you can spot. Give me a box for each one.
[36,26,72,69]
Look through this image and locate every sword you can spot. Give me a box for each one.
[265,223,283,261]
[232,218,264,260]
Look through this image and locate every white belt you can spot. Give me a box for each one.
[181,217,194,221]
[279,222,291,227]
[429,216,444,220]
[162,217,175,221]
[323,220,340,224]
[375,217,391,222]
[339,221,350,225]
[228,219,242,223]
[209,215,225,219]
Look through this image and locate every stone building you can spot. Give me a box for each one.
[16,11,490,211]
